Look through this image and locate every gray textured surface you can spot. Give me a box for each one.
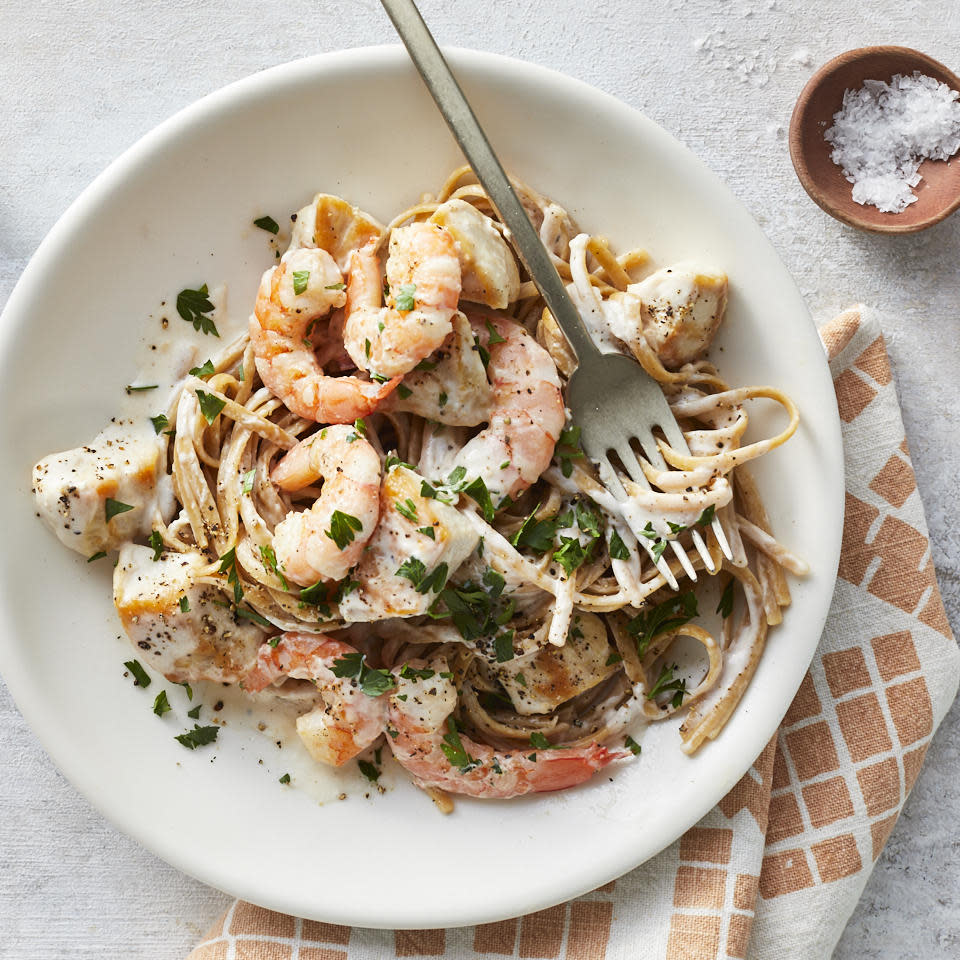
[2,1,958,957]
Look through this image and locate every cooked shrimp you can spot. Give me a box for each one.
[251,247,398,423]
[343,222,461,379]
[443,313,565,502]
[271,424,381,586]
[386,660,627,798]
[244,633,387,767]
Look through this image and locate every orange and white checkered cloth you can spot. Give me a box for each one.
[186,307,959,960]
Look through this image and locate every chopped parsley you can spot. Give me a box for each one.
[396,383,413,399]
[241,468,256,494]
[124,659,151,688]
[325,281,346,291]
[298,579,332,617]
[605,651,623,666]
[627,591,698,659]
[178,681,193,701]
[358,759,381,782]
[177,284,219,337]
[353,418,367,437]
[427,572,514,648]
[292,270,310,295]
[511,505,560,554]
[396,557,426,586]
[189,358,215,378]
[625,735,642,756]
[148,530,163,561]
[187,704,202,720]
[716,579,735,619]
[493,630,516,663]
[195,389,226,424]
[384,454,415,471]
[438,391,448,408]
[697,505,716,527]
[152,690,171,716]
[217,547,243,604]
[553,536,588,577]
[463,476,495,523]
[279,772,291,784]
[175,724,219,750]
[441,717,479,772]
[326,510,363,551]
[555,425,584,478]
[259,543,289,590]
[125,383,158,394]
[608,529,631,560]
[179,596,190,613]
[394,283,416,312]
[150,413,169,434]
[330,652,394,697]
[529,732,568,750]
[418,525,436,539]
[647,665,687,708]
[232,605,272,628]
[639,522,668,563]
[395,498,418,522]
[484,319,506,344]
[254,215,280,234]
[105,498,135,523]
[396,556,447,594]
[87,551,107,563]
[399,664,436,681]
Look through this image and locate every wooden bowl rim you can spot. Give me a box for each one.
[789,45,960,234]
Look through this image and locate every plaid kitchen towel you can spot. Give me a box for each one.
[186,306,959,960]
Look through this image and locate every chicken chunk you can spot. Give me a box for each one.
[114,544,266,684]
[492,612,618,715]
[33,424,175,558]
[429,199,520,309]
[629,263,728,368]
[339,466,479,622]
[290,193,385,271]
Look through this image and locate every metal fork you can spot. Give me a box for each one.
[380,0,733,587]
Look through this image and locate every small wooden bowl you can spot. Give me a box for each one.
[789,46,960,233]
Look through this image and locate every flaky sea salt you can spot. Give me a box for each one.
[824,72,960,213]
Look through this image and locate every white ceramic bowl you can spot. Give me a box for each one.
[0,47,843,928]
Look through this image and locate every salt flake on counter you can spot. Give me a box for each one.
[824,72,960,213]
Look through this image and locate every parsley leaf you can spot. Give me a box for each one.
[625,735,642,755]
[148,530,163,561]
[358,759,381,782]
[482,568,505,598]
[553,536,587,576]
[647,665,687,708]
[187,704,202,720]
[716,579,735,619]
[195,389,226,424]
[241,468,256,494]
[555,425,584,478]
[330,652,394,697]
[395,283,416,312]
[105,498,135,523]
[395,498,418,522]
[175,724,219,750]
[217,547,243,604]
[259,543,289,590]
[179,596,190,613]
[511,505,560,554]
[440,717,480,772]
[150,413,169,434]
[385,454,415,471]
[125,383,158,394]
[124,659,151,688]
[396,383,413,399]
[325,510,363,551]
[463,476,495,522]
[396,557,426,586]
[416,562,449,595]
[609,529,631,560]
[189,358,215,377]
[418,525,436,539]
[529,731,568,750]
[254,215,280,234]
[279,772,291,784]
[292,270,310,295]
[399,664,436,681]
[493,631,515,662]
[177,284,219,337]
[484,318,506,344]
[87,551,107,563]
[152,690,171,716]
[697,505,716,527]
[298,579,332,618]
[627,592,698,658]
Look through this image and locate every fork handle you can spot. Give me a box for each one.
[380,0,603,364]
